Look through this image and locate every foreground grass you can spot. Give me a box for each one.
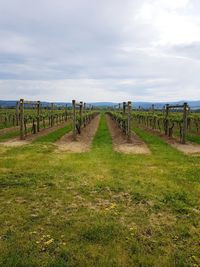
[0,115,199,266]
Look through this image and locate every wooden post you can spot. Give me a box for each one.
[165,104,169,135]
[152,104,155,114]
[182,102,188,144]
[127,101,132,142]
[123,102,126,114]
[37,101,40,132]
[51,103,54,127]
[80,101,83,128]
[83,103,86,126]
[20,99,25,140]
[16,101,19,126]
[162,106,165,115]
[72,100,76,141]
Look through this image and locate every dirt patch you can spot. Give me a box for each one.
[106,115,150,154]
[0,121,69,147]
[150,212,177,228]
[1,139,30,147]
[56,115,100,153]
[169,140,200,154]
[140,126,200,155]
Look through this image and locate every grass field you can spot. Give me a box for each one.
[0,114,200,267]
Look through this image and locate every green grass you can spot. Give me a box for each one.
[172,128,200,144]
[0,130,19,142]
[187,134,200,144]
[33,124,72,143]
[0,123,71,143]
[0,114,199,266]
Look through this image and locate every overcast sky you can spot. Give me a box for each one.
[0,0,200,102]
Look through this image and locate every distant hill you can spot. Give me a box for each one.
[0,100,200,109]
[0,100,71,108]
[130,101,200,110]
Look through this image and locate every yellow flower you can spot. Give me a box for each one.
[44,239,54,246]
[110,203,116,209]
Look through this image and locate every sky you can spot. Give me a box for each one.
[0,0,200,102]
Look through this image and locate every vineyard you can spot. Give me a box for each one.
[72,100,99,141]
[1,100,200,147]
[108,102,200,145]
[107,101,132,142]
[0,100,200,266]
[0,103,69,130]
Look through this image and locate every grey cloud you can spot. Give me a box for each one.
[167,42,200,60]
[0,0,199,101]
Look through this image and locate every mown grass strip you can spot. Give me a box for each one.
[133,126,186,160]
[170,128,200,145]
[0,130,19,142]
[92,114,113,150]
[33,124,72,143]
[187,134,200,144]
[0,125,33,142]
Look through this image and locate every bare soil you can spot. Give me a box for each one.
[140,126,200,155]
[0,121,69,147]
[169,139,200,154]
[106,115,150,154]
[56,115,100,153]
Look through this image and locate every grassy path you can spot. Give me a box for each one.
[0,114,199,266]
[33,124,72,143]
[0,130,20,142]
[187,134,200,144]
[0,121,70,143]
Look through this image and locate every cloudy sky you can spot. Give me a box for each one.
[0,0,200,102]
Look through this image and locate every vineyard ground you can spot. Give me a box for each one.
[0,121,71,147]
[0,114,200,266]
[0,125,19,135]
[56,115,100,152]
[0,117,70,143]
[107,115,150,154]
[135,124,200,155]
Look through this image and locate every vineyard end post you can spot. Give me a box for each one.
[165,104,169,135]
[123,102,126,114]
[182,102,188,144]
[37,101,40,132]
[51,103,54,127]
[20,99,25,140]
[80,101,83,128]
[72,100,76,141]
[65,104,68,121]
[127,101,132,142]
[152,104,155,114]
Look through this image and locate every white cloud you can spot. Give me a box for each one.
[0,0,199,101]
[136,0,200,45]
